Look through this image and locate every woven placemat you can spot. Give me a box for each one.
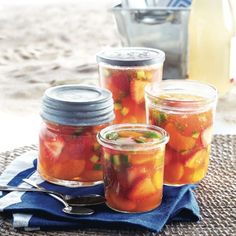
[0,135,235,236]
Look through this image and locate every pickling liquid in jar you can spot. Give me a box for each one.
[96,47,165,124]
[145,80,217,186]
[38,84,114,187]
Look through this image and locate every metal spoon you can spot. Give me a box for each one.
[22,178,105,206]
[0,185,94,215]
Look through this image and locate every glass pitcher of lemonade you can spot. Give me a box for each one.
[188,0,236,97]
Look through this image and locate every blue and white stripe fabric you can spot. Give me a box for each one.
[167,0,191,7]
[0,151,200,232]
[151,0,191,7]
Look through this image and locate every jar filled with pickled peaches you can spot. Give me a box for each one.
[38,85,114,187]
[97,124,169,213]
[145,80,217,185]
[96,47,165,124]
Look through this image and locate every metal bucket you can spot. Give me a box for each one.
[111,4,190,79]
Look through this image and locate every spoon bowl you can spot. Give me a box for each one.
[62,206,94,215]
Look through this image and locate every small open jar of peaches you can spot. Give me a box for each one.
[97,124,169,213]
[145,80,217,185]
[38,85,114,187]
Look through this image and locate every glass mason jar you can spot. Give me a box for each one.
[38,84,114,187]
[96,47,165,124]
[145,80,217,186]
[97,124,169,213]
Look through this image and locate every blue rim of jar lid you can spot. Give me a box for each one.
[41,84,114,126]
[42,111,115,126]
[96,47,165,67]
[44,84,112,104]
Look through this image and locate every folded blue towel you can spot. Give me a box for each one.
[0,151,200,232]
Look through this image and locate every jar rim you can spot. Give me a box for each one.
[145,80,218,113]
[97,123,169,151]
[96,47,165,67]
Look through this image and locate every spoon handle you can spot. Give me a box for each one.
[0,185,57,195]
[0,185,67,204]
[0,185,94,215]
[22,180,96,214]
[22,178,106,206]
[22,179,68,201]
[22,179,44,190]
[23,179,66,199]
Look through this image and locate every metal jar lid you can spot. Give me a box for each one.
[96,47,165,67]
[41,84,115,126]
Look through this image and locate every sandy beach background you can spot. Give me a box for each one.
[0,0,121,151]
[0,0,236,152]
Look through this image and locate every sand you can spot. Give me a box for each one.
[0,0,236,152]
[0,0,120,151]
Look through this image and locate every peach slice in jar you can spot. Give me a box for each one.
[128,177,157,201]
[107,189,137,212]
[52,159,86,181]
[181,147,210,184]
[164,122,196,152]
[185,148,209,169]
[152,167,164,190]
[182,165,208,184]
[164,162,185,184]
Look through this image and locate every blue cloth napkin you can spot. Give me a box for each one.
[0,151,200,232]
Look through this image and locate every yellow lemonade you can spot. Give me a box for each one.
[188,0,235,96]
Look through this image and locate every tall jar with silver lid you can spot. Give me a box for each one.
[96,47,165,124]
[38,84,114,187]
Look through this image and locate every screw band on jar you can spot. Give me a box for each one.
[145,80,218,186]
[41,84,114,126]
